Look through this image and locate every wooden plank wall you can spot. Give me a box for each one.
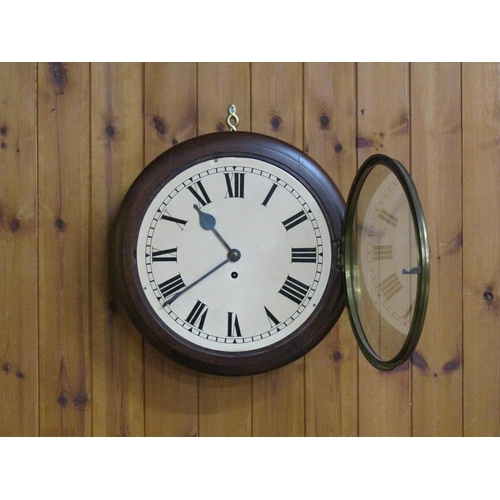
[1,62,498,436]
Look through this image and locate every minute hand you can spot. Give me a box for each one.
[165,257,231,305]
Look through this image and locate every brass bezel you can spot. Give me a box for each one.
[342,154,430,371]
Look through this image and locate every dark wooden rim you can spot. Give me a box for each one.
[112,132,346,376]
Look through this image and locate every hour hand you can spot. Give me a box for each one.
[194,204,216,230]
[193,204,232,252]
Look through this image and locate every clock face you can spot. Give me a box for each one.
[113,132,346,375]
[136,157,331,353]
[343,155,429,370]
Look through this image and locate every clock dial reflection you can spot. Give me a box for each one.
[352,163,419,361]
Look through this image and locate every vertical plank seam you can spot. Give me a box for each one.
[460,62,465,437]
[89,62,94,437]
[408,61,414,437]
[302,61,306,437]
[354,61,360,437]
[36,61,41,437]
[248,62,253,137]
[142,62,147,437]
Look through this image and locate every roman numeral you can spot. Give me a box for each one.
[378,209,398,227]
[379,272,403,301]
[291,247,317,263]
[278,275,309,305]
[185,300,209,330]
[152,247,178,262]
[262,183,278,207]
[158,274,185,299]
[188,180,211,206]
[161,214,188,228]
[227,312,242,337]
[225,172,245,198]
[373,245,392,261]
[264,306,280,328]
[282,211,308,231]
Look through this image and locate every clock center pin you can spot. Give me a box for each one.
[228,248,241,262]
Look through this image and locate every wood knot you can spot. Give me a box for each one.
[357,137,373,148]
[0,125,8,136]
[333,350,343,362]
[483,290,494,303]
[216,122,225,133]
[55,217,66,231]
[334,142,343,153]
[319,114,330,130]
[172,138,178,146]
[9,217,21,233]
[73,395,88,408]
[270,115,282,130]
[16,371,25,379]
[3,362,11,373]
[49,63,68,95]
[1,142,6,149]
[443,358,461,373]
[392,361,410,373]
[411,350,429,371]
[152,115,167,135]
[105,123,116,138]
[443,232,463,255]
[58,393,69,408]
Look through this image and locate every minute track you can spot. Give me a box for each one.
[135,154,333,358]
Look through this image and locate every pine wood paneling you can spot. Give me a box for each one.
[357,62,412,436]
[411,62,463,436]
[0,63,38,436]
[90,62,145,436]
[198,63,251,135]
[38,63,91,436]
[304,62,358,436]
[463,63,500,436]
[1,62,500,437]
[143,63,199,437]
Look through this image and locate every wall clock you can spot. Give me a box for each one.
[112,129,429,376]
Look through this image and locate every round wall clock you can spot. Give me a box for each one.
[112,131,429,376]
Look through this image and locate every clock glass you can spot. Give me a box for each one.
[343,155,429,370]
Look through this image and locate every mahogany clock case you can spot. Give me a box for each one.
[112,132,347,376]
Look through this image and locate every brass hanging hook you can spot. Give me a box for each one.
[226,104,239,132]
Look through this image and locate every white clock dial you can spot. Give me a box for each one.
[136,157,332,353]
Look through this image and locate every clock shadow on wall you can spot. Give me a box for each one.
[112,128,429,376]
